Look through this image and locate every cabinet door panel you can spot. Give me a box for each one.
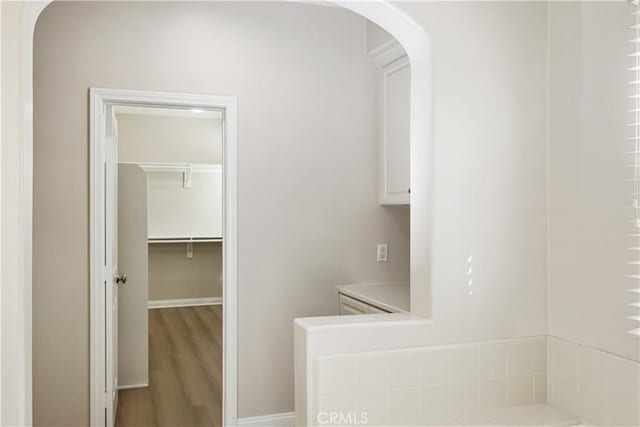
[381,55,410,205]
[368,305,390,314]
[339,294,369,315]
[341,304,367,315]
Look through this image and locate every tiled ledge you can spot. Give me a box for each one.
[313,336,549,426]
[454,403,580,426]
[300,334,639,426]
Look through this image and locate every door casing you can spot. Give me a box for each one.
[89,88,238,427]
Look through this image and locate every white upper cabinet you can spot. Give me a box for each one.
[380,54,410,205]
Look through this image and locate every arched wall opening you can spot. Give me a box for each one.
[335,1,433,317]
[2,1,432,425]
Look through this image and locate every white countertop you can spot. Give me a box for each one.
[336,282,409,313]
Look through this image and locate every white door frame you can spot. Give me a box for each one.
[89,88,238,427]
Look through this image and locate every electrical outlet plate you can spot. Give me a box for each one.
[377,243,388,262]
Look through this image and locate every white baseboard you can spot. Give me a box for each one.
[118,382,148,390]
[148,297,222,309]
[237,412,295,427]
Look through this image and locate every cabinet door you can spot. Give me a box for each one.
[367,305,390,314]
[339,294,369,315]
[381,55,410,205]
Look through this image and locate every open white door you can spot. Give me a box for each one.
[104,106,121,427]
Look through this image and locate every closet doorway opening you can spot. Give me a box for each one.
[89,89,238,427]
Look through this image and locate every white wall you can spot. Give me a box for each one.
[549,1,640,362]
[365,20,393,54]
[148,242,222,301]
[32,2,409,423]
[117,114,223,164]
[392,1,549,344]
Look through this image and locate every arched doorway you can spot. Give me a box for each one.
[1,1,432,425]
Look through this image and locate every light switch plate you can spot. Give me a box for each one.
[377,243,388,262]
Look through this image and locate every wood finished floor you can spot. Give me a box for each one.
[115,306,222,427]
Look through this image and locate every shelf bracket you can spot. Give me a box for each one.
[186,242,193,259]
[183,167,192,188]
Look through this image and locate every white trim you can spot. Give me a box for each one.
[237,412,295,427]
[117,383,148,391]
[223,86,240,427]
[90,89,238,427]
[368,38,407,66]
[148,297,222,309]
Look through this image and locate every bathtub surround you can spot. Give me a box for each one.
[547,335,640,426]
[296,328,639,426]
[315,336,548,425]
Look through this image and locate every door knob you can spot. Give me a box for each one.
[116,273,127,285]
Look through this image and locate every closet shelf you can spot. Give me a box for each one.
[148,237,222,244]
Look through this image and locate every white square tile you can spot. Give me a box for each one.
[477,342,506,379]
[355,391,387,426]
[478,378,506,410]
[388,387,420,426]
[388,351,421,389]
[317,356,355,398]
[420,384,449,426]
[448,346,478,383]
[507,375,533,406]
[507,340,534,376]
[448,381,478,415]
[355,353,387,393]
[533,372,547,403]
[550,376,579,416]
[317,395,355,425]
[605,355,640,427]
[579,346,605,392]
[548,337,577,381]
[420,349,449,385]
[580,384,605,426]
[533,337,547,373]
